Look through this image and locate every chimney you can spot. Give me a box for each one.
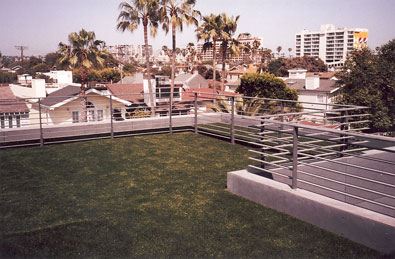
[31,79,46,98]
[305,75,320,90]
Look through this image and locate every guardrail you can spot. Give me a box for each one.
[247,119,395,217]
[1,91,371,148]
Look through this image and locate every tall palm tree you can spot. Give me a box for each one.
[288,47,292,58]
[276,46,282,58]
[58,29,106,122]
[218,13,240,92]
[117,0,160,116]
[159,0,200,132]
[252,40,261,63]
[186,42,196,71]
[196,14,223,85]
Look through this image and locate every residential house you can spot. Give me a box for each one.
[0,85,29,129]
[37,85,131,125]
[175,72,209,89]
[284,69,339,118]
[226,64,258,92]
[107,83,148,119]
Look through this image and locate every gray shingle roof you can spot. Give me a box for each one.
[284,79,338,92]
[175,73,209,89]
[40,85,81,107]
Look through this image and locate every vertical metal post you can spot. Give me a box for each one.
[343,110,349,151]
[110,95,114,139]
[231,96,235,144]
[292,126,298,189]
[260,118,265,169]
[169,92,173,134]
[194,93,198,134]
[280,101,284,139]
[339,110,346,156]
[38,98,44,147]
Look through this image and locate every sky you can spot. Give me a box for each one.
[0,0,394,56]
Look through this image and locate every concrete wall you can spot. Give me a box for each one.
[268,151,395,217]
[227,169,395,254]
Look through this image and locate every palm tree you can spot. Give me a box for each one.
[288,47,292,58]
[276,46,282,58]
[196,14,223,86]
[252,40,261,64]
[186,42,196,71]
[117,0,160,116]
[159,0,200,131]
[58,29,106,122]
[218,13,240,92]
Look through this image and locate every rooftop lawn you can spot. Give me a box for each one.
[0,132,383,258]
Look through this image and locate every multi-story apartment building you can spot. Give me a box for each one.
[295,24,368,68]
[196,36,263,64]
[105,44,136,63]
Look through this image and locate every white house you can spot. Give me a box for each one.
[37,86,131,125]
[284,69,339,115]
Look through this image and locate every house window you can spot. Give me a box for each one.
[97,110,103,121]
[72,111,79,123]
[88,110,95,122]
[8,116,13,128]
[317,94,325,103]
[0,115,4,129]
[113,108,123,121]
[16,115,21,128]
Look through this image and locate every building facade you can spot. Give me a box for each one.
[295,24,368,68]
[197,36,263,63]
[105,44,137,63]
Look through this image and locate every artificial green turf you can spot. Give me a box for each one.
[0,132,383,258]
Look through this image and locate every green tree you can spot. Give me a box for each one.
[32,63,50,73]
[156,65,172,76]
[336,41,395,132]
[285,56,327,72]
[236,72,298,101]
[204,68,221,82]
[58,29,106,122]
[196,13,222,84]
[123,63,137,73]
[268,58,288,77]
[117,0,160,116]
[0,71,17,83]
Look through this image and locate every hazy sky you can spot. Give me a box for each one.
[1,0,394,56]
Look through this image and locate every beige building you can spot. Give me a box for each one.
[37,86,131,125]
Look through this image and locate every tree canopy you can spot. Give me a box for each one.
[335,39,395,133]
[236,72,298,101]
[267,56,327,77]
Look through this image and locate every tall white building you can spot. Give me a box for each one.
[295,24,368,68]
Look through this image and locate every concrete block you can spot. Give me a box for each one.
[227,169,395,254]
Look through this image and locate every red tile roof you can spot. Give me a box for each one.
[0,85,29,113]
[107,84,145,103]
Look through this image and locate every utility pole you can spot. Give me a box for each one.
[15,45,28,72]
